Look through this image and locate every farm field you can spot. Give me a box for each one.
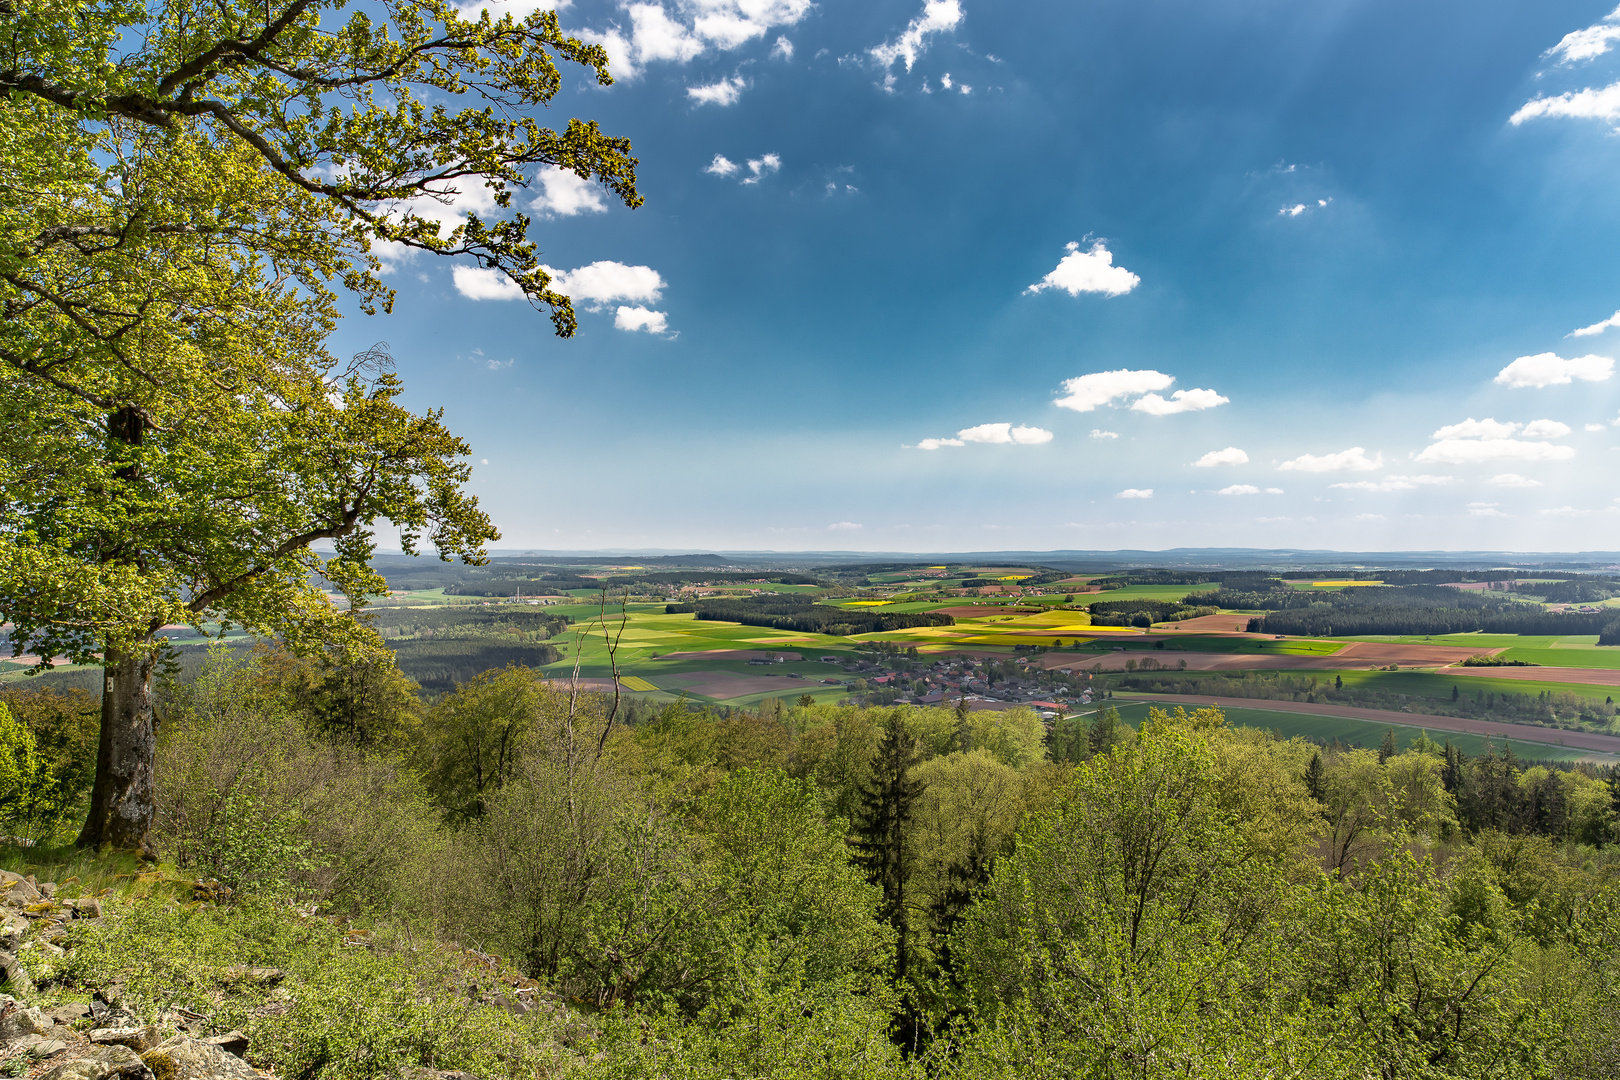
[1100,699,1609,763]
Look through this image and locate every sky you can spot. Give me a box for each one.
[350,0,1620,554]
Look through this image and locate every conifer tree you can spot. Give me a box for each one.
[850,711,925,985]
[1304,750,1327,803]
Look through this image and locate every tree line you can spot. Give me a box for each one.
[669,597,956,636]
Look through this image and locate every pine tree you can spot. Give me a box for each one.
[1378,728,1397,764]
[1304,751,1327,803]
[1089,705,1126,756]
[850,711,926,985]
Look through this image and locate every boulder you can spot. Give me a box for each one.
[0,950,33,994]
[31,1037,71,1058]
[42,1045,155,1080]
[199,1032,248,1059]
[90,1026,163,1053]
[68,899,105,920]
[48,1002,93,1025]
[140,1035,259,1080]
[0,872,41,905]
[0,1005,53,1044]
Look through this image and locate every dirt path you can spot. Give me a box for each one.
[1116,692,1620,754]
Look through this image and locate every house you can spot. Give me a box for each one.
[1031,701,1063,711]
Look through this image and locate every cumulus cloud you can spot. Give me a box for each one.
[958,422,1054,444]
[1218,484,1260,496]
[1570,310,1620,337]
[1522,419,1573,438]
[1090,429,1119,440]
[741,154,782,183]
[704,154,740,177]
[1416,439,1576,465]
[772,35,793,59]
[614,306,671,334]
[688,74,747,105]
[1117,488,1153,499]
[911,422,1051,449]
[1415,417,1575,465]
[543,261,665,307]
[1470,507,1510,518]
[1511,81,1620,125]
[530,165,607,217]
[871,0,963,71]
[1488,473,1544,488]
[452,266,525,300]
[1494,352,1614,387]
[575,1,813,78]
[1278,447,1383,473]
[1330,474,1455,492]
[1131,388,1230,415]
[1546,4,1620,64]
[1026,241,1141,298]
[1540,506,1590,517]
[1193,447,1249,468]
[1054,369,1173,411]
[828,521,863,530]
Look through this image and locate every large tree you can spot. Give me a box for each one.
[0,0,641,850]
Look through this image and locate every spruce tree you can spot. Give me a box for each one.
[1304,751,1327,803]
[850,711,926,984]
[1378,728,1397,764]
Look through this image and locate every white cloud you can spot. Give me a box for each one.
[529,165,608,217]
[1511,81,1620,125]
[1546,5,1620,64]
[1330,474,1455,492]
[1131,388,1229,415]
[1539,506,1590,517]
[1117,488,1153,499]
[582,1,814,79]
[828,521,862,530]
[741,153,781,183]
[1522,419,1573,438]
[1570,309,1620,337]
[1280,204,1306,217]
[1415,417,1575,464]
[914,437,965,450]
[772,35,793,59]
[704,154,740,177]
[1353,514,1386,522]
[614,305,670,334]
[1055,369,1173,412]
[543,261,665,306]
[688,74,747,105]
[1026,241,1141,298]
[1415,439,1576,465]
[871,0,964,71]
[957,422,1054,445]
[1469,507,1510,518]
[1488,473,1544,488]
[1587,423,1607,432]
[1218,484,1261,496]
[452,266,525,300]
[1494,352,1614,388]
[1192,447,1249,467]
[1089,429,1119,440]
[1279,447,1383,473]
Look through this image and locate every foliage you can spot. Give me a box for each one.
[0,700,59,838]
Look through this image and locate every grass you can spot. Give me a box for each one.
[1098,700,1607,763]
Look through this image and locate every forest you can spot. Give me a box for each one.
[7,654,1620,1077]
[671,596,956,635]
[1203,584,1619,636]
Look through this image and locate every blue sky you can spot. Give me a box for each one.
[354,0,1620,553]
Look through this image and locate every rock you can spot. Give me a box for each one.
[0,1005,52,1043]
[68,900,104,920]
[198,1032,247,1059]
[222,967,282,988]
[0,872,41,906]
[90,1027,162,1053]
[31,1038,70,1058]
[39,883,57,899]
[0,914,28,950]
[43,1045,155,1080]
[140,1035,259,1080]
[0,950,33,994]
[48,1003,92,1025]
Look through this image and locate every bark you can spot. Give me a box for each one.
[76,643,158,854]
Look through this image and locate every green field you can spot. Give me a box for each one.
[1103,699,1609,763]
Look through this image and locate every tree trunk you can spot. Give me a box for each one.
[76,643,158,853]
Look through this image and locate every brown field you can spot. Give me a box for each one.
[656,669,823,699]
[1157,613,1265,634]
[1450,665,1620,688]
[1122,692,1620,755]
